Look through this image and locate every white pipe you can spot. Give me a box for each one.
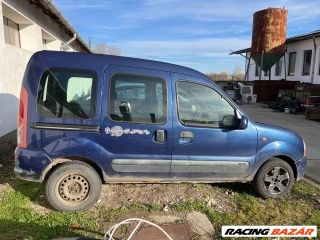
[127,221,142,240]
[103,218,173,240]
[60,33,77,51]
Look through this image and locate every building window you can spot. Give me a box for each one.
[275,58,283,76]
[3,16,21,47]
[288,52,296,76]
[42,39,47,50]
[255,64,261,77]
[302,50,312,75]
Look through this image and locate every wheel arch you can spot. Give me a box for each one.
[254,155,298,180]
[41,156,105,183]
[273,155,298,180]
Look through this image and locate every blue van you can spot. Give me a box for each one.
[15,51,307,211]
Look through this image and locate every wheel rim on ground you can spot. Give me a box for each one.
[263,167,290,195]
[58,174,90,204]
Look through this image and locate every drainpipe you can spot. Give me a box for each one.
[311,35,317,84]
[61,33,77,51]
[41,0,90,52]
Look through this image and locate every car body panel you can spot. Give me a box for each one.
[255,122,304,162]
[170,73,258,180]
[99,65,173,180]
[14,51,306,184]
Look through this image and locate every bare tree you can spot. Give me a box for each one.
[232,64,245,80]
[207,72,232,81]
[92,43,122,56]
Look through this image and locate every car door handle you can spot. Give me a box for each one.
[179,131,194,144]
[154,130,166,143]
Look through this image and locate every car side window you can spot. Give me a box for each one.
[109,74,167,124]
[37,69,97,119]
[177,81,236,128]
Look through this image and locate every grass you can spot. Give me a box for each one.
[0,188,99,240]
[0,178,319,240]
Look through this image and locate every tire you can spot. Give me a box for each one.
[45,161,102,212]
[252,158,294,199]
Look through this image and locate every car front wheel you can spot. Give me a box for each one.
[45,161,102,212]
[253,158,294,199]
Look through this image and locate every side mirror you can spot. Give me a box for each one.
[236,110,248,129]
[238,115,248,129]
[220,115,236,129]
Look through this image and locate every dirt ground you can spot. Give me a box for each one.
[0,133,236,215]
[99,182,236,212]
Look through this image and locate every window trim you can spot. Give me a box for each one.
[288,52,297,76]
[175,80,237,129]
[107,73,168,125]
[36,67,98,119]
[302,49,312,76]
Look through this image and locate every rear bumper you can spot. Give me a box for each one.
[14,165,41,182]
[14,147,52,182]
[296,156,307,181]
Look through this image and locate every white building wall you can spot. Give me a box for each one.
[0,0,86,137]
[246,38,320,85]
[20,24,43,51]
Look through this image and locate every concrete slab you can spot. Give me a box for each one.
[131,223,192,240]
[305,160,320,183]
[241,103,320,184]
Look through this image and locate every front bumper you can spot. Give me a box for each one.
[14,147,52,182]
[295,156,307,181]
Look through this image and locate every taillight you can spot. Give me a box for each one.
[17,86,28,148]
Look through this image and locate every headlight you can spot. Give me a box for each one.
[303,140,307,158]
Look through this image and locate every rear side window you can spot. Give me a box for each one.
[37,69,97,119]
[109,74,167,124]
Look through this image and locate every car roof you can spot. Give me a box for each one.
[35,50,209,80]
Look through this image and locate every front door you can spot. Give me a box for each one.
[171,73,257,180]
[100,65,172,181]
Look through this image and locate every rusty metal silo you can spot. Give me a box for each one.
[251,8,287,72]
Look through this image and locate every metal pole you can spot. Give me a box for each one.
[245,57,251,81]
[311,35,317,84]
[284,53,287,80]
[259,52,264,80]
[269,68,271,80]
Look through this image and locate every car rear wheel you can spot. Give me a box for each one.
[253,158,294,199]
[45,161,102,212]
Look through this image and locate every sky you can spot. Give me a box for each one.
[53,0,320,74]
